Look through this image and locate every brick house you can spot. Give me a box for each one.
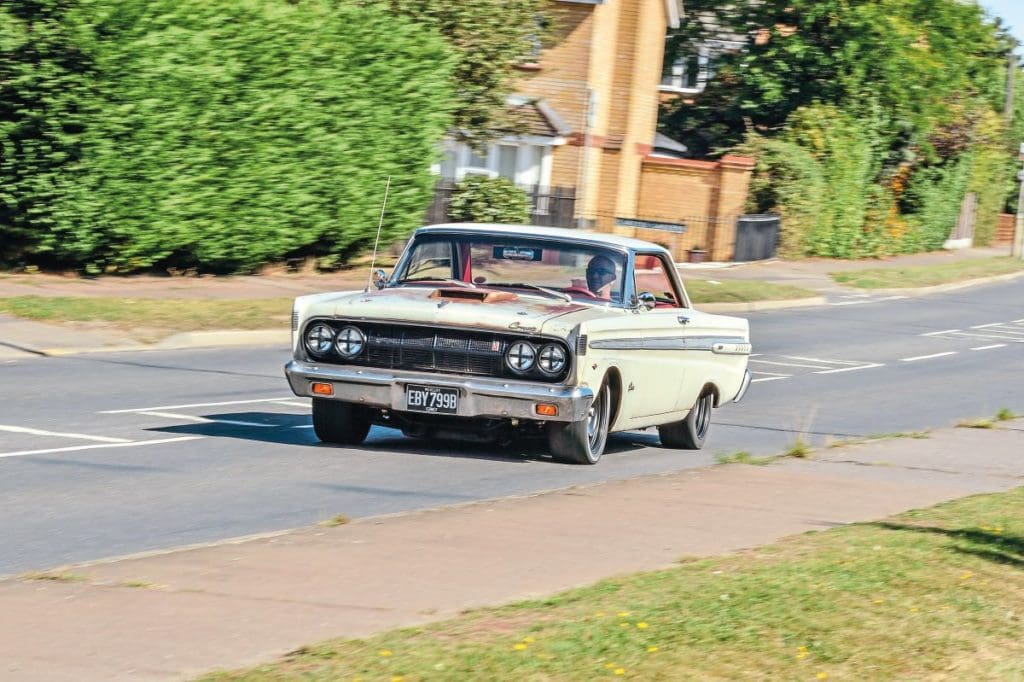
[434,0,756,262]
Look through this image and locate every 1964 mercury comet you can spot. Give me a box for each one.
[285,223,752,464]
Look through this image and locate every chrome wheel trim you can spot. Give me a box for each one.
[695,394,712,439]
[586,394,601,448]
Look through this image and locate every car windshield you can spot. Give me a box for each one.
[397,235,627,304]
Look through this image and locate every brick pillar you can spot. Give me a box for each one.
[709,155,755,262]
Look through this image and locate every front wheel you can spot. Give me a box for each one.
[312,398,371,445]
[659,390,714,450]
[547,383,611,464]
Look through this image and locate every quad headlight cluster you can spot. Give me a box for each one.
[304,323,365,360]
[505,340,568,376]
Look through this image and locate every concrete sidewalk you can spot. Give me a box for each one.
[0,245,1019,359]
[1,423,1021,681]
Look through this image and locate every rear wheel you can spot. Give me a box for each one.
[659,390,714,450]
[312,398,371,445]
[547,383,611,464]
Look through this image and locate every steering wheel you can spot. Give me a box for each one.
[562,286,602,300]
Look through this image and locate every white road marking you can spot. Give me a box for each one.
[900,352,958,363]
[751,377,789,383]
[814,363,885,375]
[136,411,277,428]
[777,356,865,366]
[923,329,961,337]
[0,424,131,444]
[291,425,315,429]
[751,370,792,377]
[269,400,311,408]
[971,344,1007,351]
[830,295,907,306]
[101,397,296,414]
[0,436,205,459]
[749,359,834,370]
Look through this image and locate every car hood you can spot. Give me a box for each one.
[311,286,595,335]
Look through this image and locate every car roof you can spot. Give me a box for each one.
[416,223,671,254]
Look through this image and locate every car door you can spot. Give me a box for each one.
[588,253,707,424]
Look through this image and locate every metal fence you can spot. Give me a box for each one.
[426,181,577,228]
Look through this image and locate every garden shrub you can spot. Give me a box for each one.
[448,175,531,224]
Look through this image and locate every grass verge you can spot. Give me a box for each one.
[685,279,817,304]
[203,488,1024,681]
[0,296,293,337]
[0,281,814,338]
[830,257,1024,289]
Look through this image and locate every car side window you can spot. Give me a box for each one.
[634,254,683,308]
[405,240,453,280]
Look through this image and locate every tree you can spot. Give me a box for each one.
[7,0,456,273]
[379,0,546,143]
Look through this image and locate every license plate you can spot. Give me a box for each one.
[405,384,459,415]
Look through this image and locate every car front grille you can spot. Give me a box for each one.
[305,321,569,382]
[363,325,506,377]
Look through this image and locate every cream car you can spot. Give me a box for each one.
[285,223,752,464]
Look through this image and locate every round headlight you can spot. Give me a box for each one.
[335,325,365,359]
[506,341,536,373]
[538,343,567,374]
[304,323,335,356]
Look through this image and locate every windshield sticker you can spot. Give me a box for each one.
[494,246,542,261]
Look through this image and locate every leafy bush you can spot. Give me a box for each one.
[448,175,530,224]
[2,0,455,273]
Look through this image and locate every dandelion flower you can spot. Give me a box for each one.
[513,643,528,651]
[618,611,631,617]
[647,646,659,653]
[392,678,404,682]
[816,673,828,680]
[619,622,630,628]
[636,622,649,629]
[378,650,393,657]
[960,572,973,581]
[614,669,626,676]
[873,599,885,605]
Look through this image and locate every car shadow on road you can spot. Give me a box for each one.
[145,411,658,463]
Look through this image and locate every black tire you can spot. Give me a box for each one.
[659,390,714,450]
[312,398,371,445]
[547,383,611,464]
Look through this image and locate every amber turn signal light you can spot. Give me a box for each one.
[311,382,334,396]
[535,403,558,417]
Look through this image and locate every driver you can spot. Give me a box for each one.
[585,255,618,299]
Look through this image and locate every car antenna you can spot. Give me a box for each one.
[365,175,392,292]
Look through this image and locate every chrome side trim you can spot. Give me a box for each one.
[589,335,750,353]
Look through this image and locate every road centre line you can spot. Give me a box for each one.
[0,436,205,459]
[814,363,885,375]
[923,329,961,337]
[971,344,1007,351]
[751,377,789,383]
[900,352,958,363]
[137,411,277,428]
[0,424,131,444]
[101,397,296,414]
[751,370,792,377]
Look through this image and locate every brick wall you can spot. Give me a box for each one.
[995,214,1016,245]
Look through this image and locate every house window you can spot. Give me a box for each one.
[661,48,715,93]
[436,142,552,188]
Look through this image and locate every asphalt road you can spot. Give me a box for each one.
[1,280,1022,575]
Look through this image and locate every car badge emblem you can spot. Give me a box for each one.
[491,340,501,352]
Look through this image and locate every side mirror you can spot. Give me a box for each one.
[372,269,388,291]
[637,291,656,311]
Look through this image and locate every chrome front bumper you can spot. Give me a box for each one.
[284,360,594,422]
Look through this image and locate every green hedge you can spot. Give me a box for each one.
[1,0,455,273]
